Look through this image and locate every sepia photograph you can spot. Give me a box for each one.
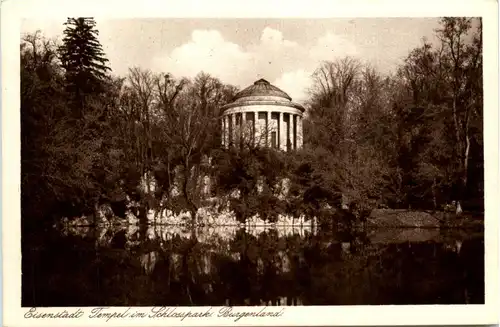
[2,0,499,325]
[18,15,486,306]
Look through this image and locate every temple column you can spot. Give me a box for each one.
[291,114,296,150]
[222,115,225,147]
[224,115,228,148]
[297,115,303,149]
[254,111,258,146]
[241,112,247,145]
[226,115,231,148]
[267,111,271,147]
[231,113,236,146]
[279,111,286,151]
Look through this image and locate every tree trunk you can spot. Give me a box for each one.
[463,134,470,192]
[456,134,470,212]
[182,161,197,224]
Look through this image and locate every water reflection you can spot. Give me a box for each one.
[23,224,484,307]
[61,223,318,249]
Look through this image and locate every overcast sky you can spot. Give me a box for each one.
[21,18,441,103]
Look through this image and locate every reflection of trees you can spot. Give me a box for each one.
[140,251,158,274]
[40,225,484,306]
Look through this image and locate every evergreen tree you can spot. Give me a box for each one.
[58,18,111,100]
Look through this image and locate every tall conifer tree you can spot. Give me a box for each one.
[58,17,111,110]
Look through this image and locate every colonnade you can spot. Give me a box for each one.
[221,110,303,151]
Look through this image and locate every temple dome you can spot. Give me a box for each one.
[222,78,304,112]
[220,77,304,151]
[233,78,292,101]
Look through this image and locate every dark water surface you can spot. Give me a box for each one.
[22,225,484,306]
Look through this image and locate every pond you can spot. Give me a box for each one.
[22,224,484,306]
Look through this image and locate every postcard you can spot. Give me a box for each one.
[2,0,499,326]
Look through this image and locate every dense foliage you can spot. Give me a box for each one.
[21,18,483,231]
[301,18,483,212]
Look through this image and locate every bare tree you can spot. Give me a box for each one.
[126,67,157,185]
[308,57,362,152]
[396,18,483,209]
[157,73,237,219]
[436,17,482,200]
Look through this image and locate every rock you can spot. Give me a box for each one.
[367,209,440,228]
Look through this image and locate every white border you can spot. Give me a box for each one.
[2,0,499,326]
